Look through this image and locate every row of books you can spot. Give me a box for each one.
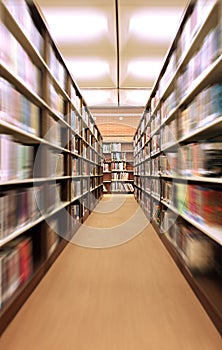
[82,127,90,145]
[91,149,102,165]
[45,151,64,177]
[136,175,222,226]
[71,135,81,154]
[90,135,100,152]
[0,134,34,181]
[3,0,43,55]
[159,52,177,98]
[82,160,89,175]
[49,83,65,118]
[71,136,100,162]
[72,157,80,176]
[70,86,81,115]
[180,183,222,225]
[111,172,130,181]
[141,126,151,149]
[134,111,149,143]
[0,187,42,239]
[111,152,128,161]
[103,163,110,172]
[138,85,222,157]
[111,162,127,171]
[153,203,161,225]
[0,235,33,308]
[71,110,81,135]
[161,212,219,275]
[161,119,177,148]
[136,141,222,179]
[45,219,60,258]
[46,116,63,147]
[49,46,66,89]
[90,177,100,190]
[134,160,150,176]
[161,181,173,204]
[82,105,90,126]
[152,179,161,197]
[134,177,151,192]
[179,83,222,138]
[82,143,88,158]
[135,176,145,192]
[161,90,177,123]
[150,111,160,133]
[178,142,222,177]
[173,182,222,226]
[70,203,80,224]
[138,190,152,214]
[150,134,160,155]
[92,164,102,176]
[103,143,122,153]
[160,153,177,176]
[71,179,81,198]
[1,21,41,95]
[72,157,101,177]
[135,83,222,157]
[82,178,89,193]
[89,118,96,135]
[159,0,218,98]
[151,158,159,176]
[178,0,219,64]
[178,22,221,101]
[0,78,40,136]
[37,183,63,215]
[111,182,134,192]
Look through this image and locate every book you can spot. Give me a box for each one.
[179,224,215,274]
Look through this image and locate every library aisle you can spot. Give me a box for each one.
[0,195,221,350]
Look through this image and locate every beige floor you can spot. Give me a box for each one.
[0,195,221,349]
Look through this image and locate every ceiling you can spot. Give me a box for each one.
[36,0,188,110]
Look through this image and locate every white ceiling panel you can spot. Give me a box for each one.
[36,0,188,108]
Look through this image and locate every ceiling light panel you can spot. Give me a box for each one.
[127,59,163,79]
[40,8,108,43]
[65,57,117,88]
[129,8,184,43]
[120,89,151,107]
[81,89,118,107]
[65,59,110,79]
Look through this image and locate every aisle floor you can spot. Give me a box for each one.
[0,195,221,349]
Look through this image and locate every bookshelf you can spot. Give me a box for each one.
[0,0,103,334]
[103,141,134,194]
[134,0,222,335]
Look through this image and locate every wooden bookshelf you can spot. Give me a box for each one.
[103,141,134,194]
[0,0,103,334]
[134,0,222,335]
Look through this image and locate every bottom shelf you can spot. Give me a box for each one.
[151,220,222,335]
[0,238,68,335]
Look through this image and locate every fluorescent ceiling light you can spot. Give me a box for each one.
[41,8,108,43]
[129,8,183,42]
[65,59,110,80]
[128,60,163,79]
[81,89,117,106]
[120,89,151,106]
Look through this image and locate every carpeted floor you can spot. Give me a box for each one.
[0,195,221,349]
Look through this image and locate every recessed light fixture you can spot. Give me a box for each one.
[128,60,163,79]
[129,8,183,43]
[81,89,116,106]
[120,89,151,106]
[65,59,110,80]
[41,8,108,43]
